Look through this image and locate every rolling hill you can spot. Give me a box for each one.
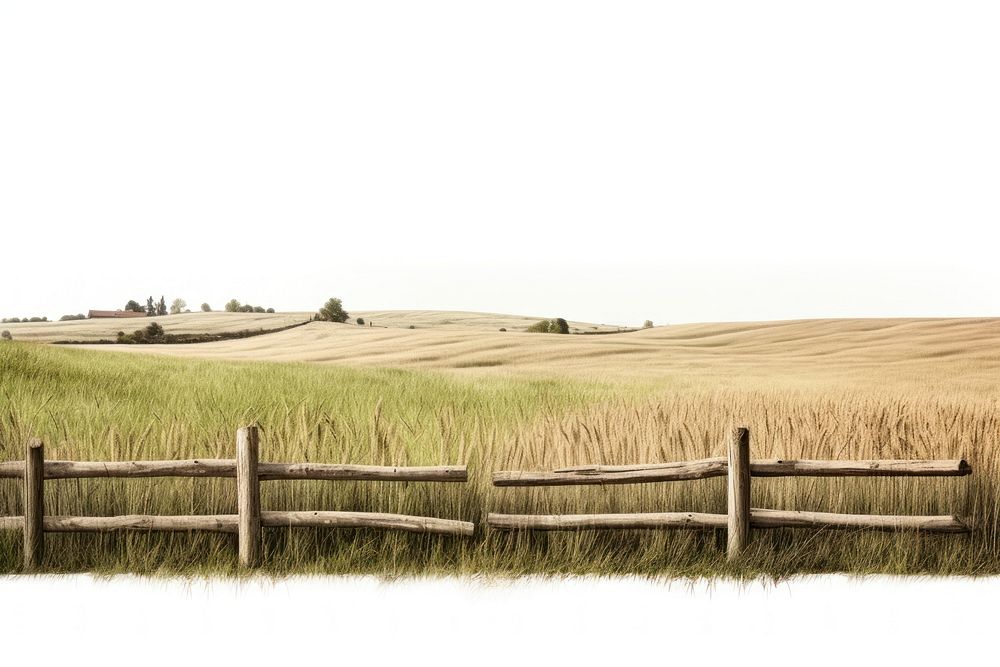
[68,316,1000,394]
[0,310,626,343]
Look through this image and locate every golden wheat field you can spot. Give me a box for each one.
[2,310,623,343]
[77,315,1000,391]
[2,312,999,575]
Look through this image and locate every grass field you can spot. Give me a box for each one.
[1,316,999,576]
[1,310,624,343]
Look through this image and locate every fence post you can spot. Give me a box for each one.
[726,427,750,561]
[24,438,45,570]
[236,426,262,568]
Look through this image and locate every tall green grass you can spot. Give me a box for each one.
[1,342,996,576]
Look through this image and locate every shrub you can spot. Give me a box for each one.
[1,330,10,341]
[499,328,507,332]
[356,317,365,326]
[316,297,349,323]
[643,320,654,329]
[225,299,241,312]
[408,325,416,329]
[526,318,569,334]
[201,303,212,312]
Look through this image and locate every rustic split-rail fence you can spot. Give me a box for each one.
[0,426,472,569]
[0,425,973,569]
[489,427,972,560]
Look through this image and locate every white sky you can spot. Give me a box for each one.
[2,2,998,325]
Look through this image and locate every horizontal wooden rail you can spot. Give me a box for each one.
[494,458,728,486]
[0,459,467,482]
[0,516,22,531]
[487,512,728,531]
[257,463,468,482]
[261,511,474,536]
[0,459,236,479]
[0,512,474,536]
[487,509,971,533]
[751,459,971,477]
[494,457,971,486]
[45,515,239,533]
[749,509,971,532]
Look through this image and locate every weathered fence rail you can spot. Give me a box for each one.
[488,427,973,560]
[493,458,971,486]
[0,460,467,481]
[0,426,473,569]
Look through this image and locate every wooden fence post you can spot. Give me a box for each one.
[236,426,262,568]
[727,427,750,561]
[24,438,45,570]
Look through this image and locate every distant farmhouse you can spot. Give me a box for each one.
[88,310,147,319]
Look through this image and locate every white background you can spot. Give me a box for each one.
[1,2,998,663]
[0,575,995,666]
[2,1,998,324]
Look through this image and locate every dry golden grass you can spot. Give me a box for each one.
[78,317,1000,394]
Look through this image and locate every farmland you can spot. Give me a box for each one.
[1,313,998,575]
[0,310,625,343]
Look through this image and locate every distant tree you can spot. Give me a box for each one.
[526,318,569,334]
[201,303,212,312]
[28,317,47,323]
[316,297,349,323]
[130,321,165,344]
[356,317,365,326]
[643,320,654,329]
[156,296,168,317]
[59,314,87,321]
[250,306,264,313]
[265,308,275,313]
[125,300,144,313]
[146,296,156,317]
[225,299,241,312]
[1,330,11,341]
[170,298,187,315]
[239,304,254,313]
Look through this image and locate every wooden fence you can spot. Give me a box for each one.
[0,425,975,569]
[487,427,973,560]
[0,426,473,569]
